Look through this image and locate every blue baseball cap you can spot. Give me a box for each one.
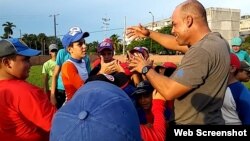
[0,38,40,57]
[50,81,141,141]
[62,26,89,49]
[231,37,242,46]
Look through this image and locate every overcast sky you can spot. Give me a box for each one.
[0,0,249,42]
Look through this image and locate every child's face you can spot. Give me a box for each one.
[8,55,31,80]
[236,70,250,82]
[69,41,87,59]
[99,49,113,63]
[232,46,240,53]
[49,49,58,57]
[136,93,152,111]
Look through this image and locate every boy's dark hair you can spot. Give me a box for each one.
[0,54,17,62]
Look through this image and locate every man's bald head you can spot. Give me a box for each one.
[177,0,207,23]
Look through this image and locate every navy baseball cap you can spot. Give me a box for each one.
[62,26,89,49]
[130,47,144,54]
[97,40,114,52]
[240,61,250,71]
[132,80,154,96]
[0,38,40,57]
[50,81,141,141]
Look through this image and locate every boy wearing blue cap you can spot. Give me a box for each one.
[0,38,57,141]
[61,26,91,102]
[50,81,142,141]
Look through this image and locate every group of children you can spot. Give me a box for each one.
[0,26,179,141]
[1,24,250,140]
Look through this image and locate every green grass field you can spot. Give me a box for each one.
[26,65,43,88]
[243,81,250,90]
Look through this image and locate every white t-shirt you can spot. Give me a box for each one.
[221,87,242,125]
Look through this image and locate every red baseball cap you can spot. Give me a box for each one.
[230,53,240,69]
[162,62,177,69]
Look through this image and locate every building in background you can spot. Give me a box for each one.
[240,15,250,39]
[207,7,240,45]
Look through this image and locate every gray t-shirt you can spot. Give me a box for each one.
[171,32,230,125]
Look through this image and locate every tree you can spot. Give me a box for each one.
[37,33,47,55]
[242,35,250,54]
[110,34,122,54]
[2,21,16,39]
[127,25,175,55]
[87,40,99,54]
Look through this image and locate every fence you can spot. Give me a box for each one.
[30,54,183,66]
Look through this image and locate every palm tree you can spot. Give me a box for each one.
[37,33,47,55]
[87,40,99,54]
[110,34,122,54]
[2,21,16,39]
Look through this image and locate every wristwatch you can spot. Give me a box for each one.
[142,66,152,75]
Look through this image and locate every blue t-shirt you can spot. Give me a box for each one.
[229,81,250,124]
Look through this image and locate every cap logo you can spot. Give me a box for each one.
[69,27,82,36]
[138,81,146,88]
[100,42,111,48]
[104,74,115,82]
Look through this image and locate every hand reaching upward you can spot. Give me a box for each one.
[126,24,151,41]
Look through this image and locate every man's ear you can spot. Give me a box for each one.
[1,57,11,68]
[186,15,193,28]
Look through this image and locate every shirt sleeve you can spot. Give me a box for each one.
[56,49,67,66]
[18,84,57,131]
[84,55,92,74]
[171,48,209,88]
[61,61,84,90]
[140,99,166,141]
[42,61,47,74]
[237,89,250,124]
[244,51,250,63]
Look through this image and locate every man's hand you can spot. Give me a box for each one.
[126,24,150,41]
[128,53,152,73]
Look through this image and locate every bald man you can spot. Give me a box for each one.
[126,0,230,125]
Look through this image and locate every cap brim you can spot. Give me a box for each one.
[131,89,147,96]
[17,48,41,57]
[243,68,250,72]
[49,47,58,51]
[130,49,142,54]
[82,32,89,38]
[72,32,89,43]
[98,47,113,53]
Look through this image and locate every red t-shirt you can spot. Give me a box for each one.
[140,99,166,141]
[0,79,57,141]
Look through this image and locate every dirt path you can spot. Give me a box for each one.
[114,54,183,65]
